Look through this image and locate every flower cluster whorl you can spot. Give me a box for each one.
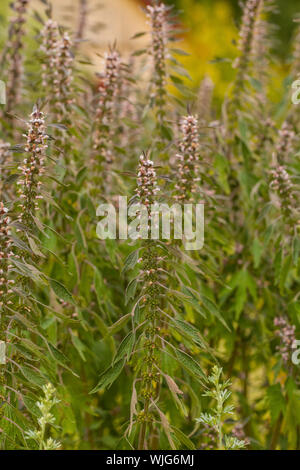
[175,115,200,202]
[274,316,296,363]
[270,165,295,223]
[136,154,160,207]
[17,106,48,227]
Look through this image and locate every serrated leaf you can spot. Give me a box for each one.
[113,332,134,364]
[90,359,125,393]
[171,426,196,450]
[122,249,140,273]
[175,349,205,381]
[50,279,74,304]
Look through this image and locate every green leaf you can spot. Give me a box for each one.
[122,249,140,273]
[174,349,205,381]
[28,237,46,258]
[50,279,74,304]
[108,314,132,335]
[171,426,196,449]
[19,366,47,389]
[71,331,87,361]
[90,359,125,393]
[172,319,207,350]
[252,238,263,269]
[113,332,134,364]
[94,268,107,306]
[267,384,285,424]
[292,236,300,266]
[200,295,229,330]
[125,278,138,306]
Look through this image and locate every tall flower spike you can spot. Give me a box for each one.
[133,154,164,449]
[227,0,262,132]
[40,19,59,92]
[2,0,30,119]
[0,141,12,199]
[274,316,296,364]
[17,106,48,230]
[0,203,14,311]
[234,0,262,71]
[92,48,121,181]
[251,0,275,83]
[146,3,169,124]
[174,115,201,203]
[53,32,74,124]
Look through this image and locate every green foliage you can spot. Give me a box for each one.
[0,0,300,451]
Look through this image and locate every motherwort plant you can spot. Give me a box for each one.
[0,141,12,200]
[146,2,171,130]
[91,48,121,192]
[91,152,210,449]
[40,19,60,98]
[17,105,47,232]
[226,0,262,134]
[174,114,201,203]
[1,0,30,127]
